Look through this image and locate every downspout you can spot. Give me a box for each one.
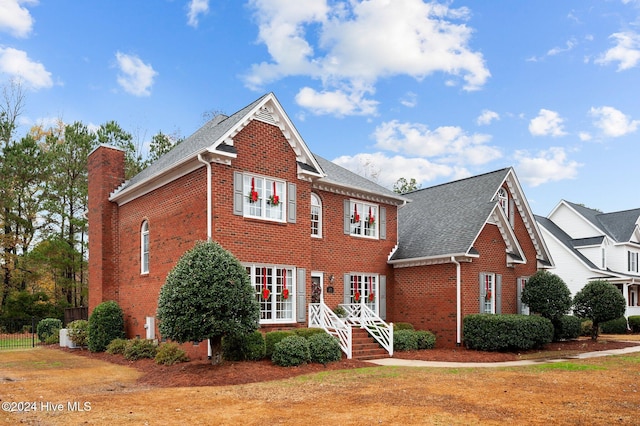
[197,153,213,360]
[197,153,212,241]
[451,256,462,346]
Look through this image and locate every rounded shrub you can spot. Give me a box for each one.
[222,331,266,361]
[37,318,63,343]
[415,330,436,349]
[123,339,158,361]
[463,314,553,351]
[67,320,89,348]
[88,301,125,352]
[155,342,189,365]
[600,316,628,334]
[394,329,419,351]
[271,335,310,367]
[553,315,582,341]
[293,327,327,339]
[580,320,594,337]
[45,332,60,345]
[265,331,295,358]
[573,280,626,340]
[308,333,342,364]
[106,338,129,355]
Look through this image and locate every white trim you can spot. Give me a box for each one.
[310,193,322,238]
[141,221,149,274]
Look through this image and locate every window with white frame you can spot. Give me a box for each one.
[141,221,149,274]
[349,200,378,238]
[243,174,285,221]
[629,251,639,273]
[311,193,322,237]
[348,273,378,312]
[481,273,495,314]
[246,264,295,323]
[498,188,508,216]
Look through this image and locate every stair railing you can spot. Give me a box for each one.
[340,303,393,357]
[308,302,353,359]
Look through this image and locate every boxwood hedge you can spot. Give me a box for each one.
[463,314,553,351]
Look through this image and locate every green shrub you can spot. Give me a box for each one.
[271,335,310,367]
[580,320,594,337]
[67,320,89,348]
[628,316,640,333]
[265,331,295,358]
[308,333,342,364]
[106,338,129,355]
[394,329,419,351]
[37,318,63,343]
[393,322,415,331]
[155,342,189,365]
[573,280,626,340]
[88,301,125,352]
[415,330,436,349]
[222,331,266,361]
[600,316,628,334]
[123,339,157,360]
[553,315,582,341]
[293,327,327,339]
[463,314,553,352]
[333,306,347,318]
[44,332,60,345]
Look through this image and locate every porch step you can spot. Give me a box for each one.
[350,327,389,360]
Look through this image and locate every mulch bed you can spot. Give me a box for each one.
[51,337,640,388]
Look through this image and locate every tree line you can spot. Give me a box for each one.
[0,82,180,321]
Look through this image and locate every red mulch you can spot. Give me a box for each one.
[51,338,640,388]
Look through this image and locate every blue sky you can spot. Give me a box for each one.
[1,0,639,216]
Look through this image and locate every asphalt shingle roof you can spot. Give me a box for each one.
[391,168,510,260]
[565,201,640,243]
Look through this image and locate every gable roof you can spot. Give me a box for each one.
[535,215,599,270]
[559,201,640,244]
[109,93,405,206]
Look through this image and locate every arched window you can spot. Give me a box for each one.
[498,188,508,216]
[141,221,149,274]
[310,193,322,237]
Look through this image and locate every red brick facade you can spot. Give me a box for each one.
[88,99,546,357]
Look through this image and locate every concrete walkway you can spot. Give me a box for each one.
[367,344,640,368]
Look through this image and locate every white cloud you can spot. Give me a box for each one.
[246,0,490,116]
[115,52,157,97]
[186,0,209,28]
[589,106,639,137]
[528,109,567,137]
[0,0,36,38]
[476,109,499,125]
[0,47,52,90]
[595,32,640,71]
[332,152,459,188]
[373,120,501,165]
[514,147,581,187]
[400,92,417,108]
[295,86,378,116]
[578,131,592,141]
[547,39,576,56]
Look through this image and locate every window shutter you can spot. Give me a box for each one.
[296,268,306,322]
[496,274,502,314]
[233,171,244,216]
[509,198,515,227]
[343,273,351,304]
[478,273,486,313]
[343,200,351,234]
[379,275,387,320]
[379,207,387,240]
[287,182,297,223]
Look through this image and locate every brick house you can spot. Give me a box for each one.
[88,93,552,358]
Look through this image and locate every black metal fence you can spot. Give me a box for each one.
[0,317,41,349]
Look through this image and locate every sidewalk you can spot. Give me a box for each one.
[367,344,640,368]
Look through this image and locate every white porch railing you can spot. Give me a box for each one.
[340,303,393,357]
[308,303,353,359]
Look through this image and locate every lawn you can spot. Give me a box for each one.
[1,344,639,425]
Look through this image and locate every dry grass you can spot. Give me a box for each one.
[1,337,639,425]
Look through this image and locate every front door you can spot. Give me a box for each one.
[311,273,323,304]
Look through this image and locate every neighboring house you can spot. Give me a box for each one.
[88,93,552,358]
[536,200,640,319]
[388,168,553,346]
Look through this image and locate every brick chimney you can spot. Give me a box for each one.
[87,145,125,312]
